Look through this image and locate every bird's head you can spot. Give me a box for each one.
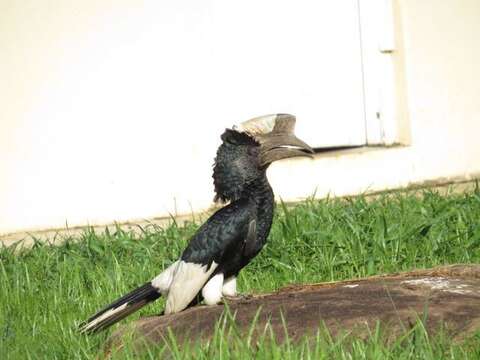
[235,114,314,167]
[213,114,313,202]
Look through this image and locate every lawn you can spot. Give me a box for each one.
[1,187,480,359]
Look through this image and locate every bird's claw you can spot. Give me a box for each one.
[223,293,252,302]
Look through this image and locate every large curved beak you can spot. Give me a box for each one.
[237,113,314,167]
[259,133,314,167]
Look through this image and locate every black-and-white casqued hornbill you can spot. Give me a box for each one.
[80,114,313,333]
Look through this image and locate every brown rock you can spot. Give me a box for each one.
[106,264,480,354]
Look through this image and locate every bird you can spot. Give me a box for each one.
[79,113,313,333]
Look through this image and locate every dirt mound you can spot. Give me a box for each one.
[107,265,480,353]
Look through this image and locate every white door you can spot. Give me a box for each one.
[151,0,367,148]
[208,0,366,148]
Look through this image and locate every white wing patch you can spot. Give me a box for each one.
[165,260,218,314]
[151,261,180,295]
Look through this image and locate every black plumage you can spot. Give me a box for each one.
[182,128,274,275]
[79,114,313,334]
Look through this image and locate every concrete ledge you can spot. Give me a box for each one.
[1,178,478,248]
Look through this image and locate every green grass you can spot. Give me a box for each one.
[1,187,480,359]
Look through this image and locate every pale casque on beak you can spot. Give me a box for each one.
[235,114,314,167]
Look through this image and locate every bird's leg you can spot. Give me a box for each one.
[202,273,224,305]
[222,276,252,301]
[222,276,237,297]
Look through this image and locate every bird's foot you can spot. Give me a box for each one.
[223,293,252,302]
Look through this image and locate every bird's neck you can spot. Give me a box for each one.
[244,175,275,242]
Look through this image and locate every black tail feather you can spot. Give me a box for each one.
[79,282,161,334]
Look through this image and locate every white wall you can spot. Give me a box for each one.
[1,0,480,236]
[0,0,224,234]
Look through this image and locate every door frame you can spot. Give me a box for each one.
[359,0,407,146]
